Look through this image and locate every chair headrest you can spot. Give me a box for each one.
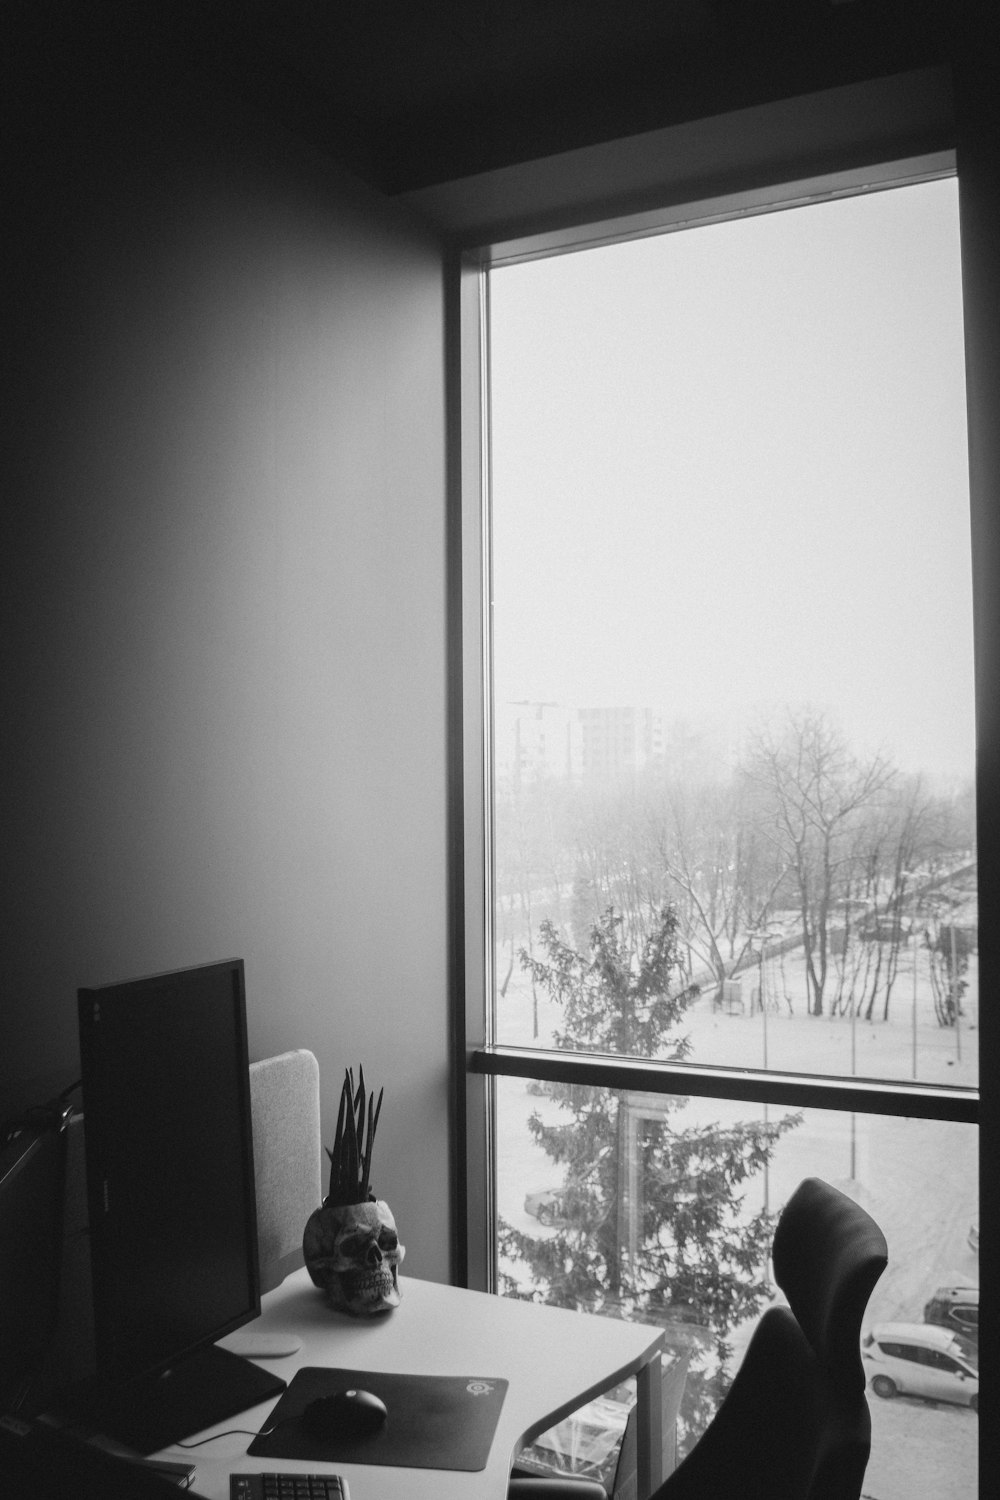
[772,1177,887,1389]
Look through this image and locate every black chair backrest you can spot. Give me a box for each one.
[771,1177,888,1396]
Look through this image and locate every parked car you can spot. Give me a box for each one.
[524,1188,564,1226]
[858,916,909,945]
[862,1322,978,1410]
[923,1284,979,1346]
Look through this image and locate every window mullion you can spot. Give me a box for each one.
[472,1044,978,1125]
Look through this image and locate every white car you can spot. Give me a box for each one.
[862,1322,978,1410]
[523,1188,565,1226]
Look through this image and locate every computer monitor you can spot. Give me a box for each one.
[74,959,285,1452]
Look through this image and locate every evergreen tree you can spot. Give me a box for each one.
[500,905,799,1453]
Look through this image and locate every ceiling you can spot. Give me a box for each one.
[169,1,962,195]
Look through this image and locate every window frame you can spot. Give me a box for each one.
[455,152,980,1299]
[445,81,994,1339]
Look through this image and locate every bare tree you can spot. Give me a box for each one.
[656,777,784,1001]
[743,710,895,1016]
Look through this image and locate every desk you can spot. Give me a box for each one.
[154,1271,666,1500]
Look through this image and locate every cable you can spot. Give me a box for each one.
[1,1083,81,1150]
[175,1429,260,1448]
[175,1412,297,1449]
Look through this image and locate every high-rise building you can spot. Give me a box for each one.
[494,701,583,789]
[577,706,664,782]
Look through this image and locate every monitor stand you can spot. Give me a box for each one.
[66,1344,286,1454]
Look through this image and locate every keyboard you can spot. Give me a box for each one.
[231,1477,349,1500]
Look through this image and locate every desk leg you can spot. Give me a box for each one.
[635,1351,663,1500]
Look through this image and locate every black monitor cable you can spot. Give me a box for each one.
[175,1412,300,1449]
[1,1079,80,1151]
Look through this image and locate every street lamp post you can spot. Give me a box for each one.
[759,935,769,1072]
[952,921,962,1065]
[751,922,781,1215]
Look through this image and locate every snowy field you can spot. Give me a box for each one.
[495,948,979,1499]
[496,940,979,1087]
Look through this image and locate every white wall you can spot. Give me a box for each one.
[2,15,451,1280]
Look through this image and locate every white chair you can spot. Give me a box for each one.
[248,1049,323,1292]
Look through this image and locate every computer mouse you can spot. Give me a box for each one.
[301,1388,388,1440]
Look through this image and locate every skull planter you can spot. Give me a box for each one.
[309,1066,401,1316]
[303,1198,405,1316]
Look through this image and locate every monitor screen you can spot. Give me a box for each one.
[75,959,284,1450]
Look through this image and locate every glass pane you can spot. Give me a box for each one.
[498,1076,979,1498]
[489,179,978,1089]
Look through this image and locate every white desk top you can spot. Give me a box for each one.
[157,1270,664,1500]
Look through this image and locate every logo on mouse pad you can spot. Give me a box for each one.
[466,1380,495,1397]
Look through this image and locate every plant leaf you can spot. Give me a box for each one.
[361,1086,383,1199]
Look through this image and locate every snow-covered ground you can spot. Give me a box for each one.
[497,939,979,1086]
[495,947,979,1498]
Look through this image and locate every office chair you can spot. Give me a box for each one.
[655,1169,889,1500]
[768,1176,888,1500]
[509,1176,887,1500]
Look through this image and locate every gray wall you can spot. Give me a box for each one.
[2,19,451,1280]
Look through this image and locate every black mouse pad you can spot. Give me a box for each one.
[248,1366,508,1471]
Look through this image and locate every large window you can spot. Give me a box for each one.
[459,163,979,1498]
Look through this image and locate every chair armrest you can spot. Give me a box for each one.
[508,1480,608,1500]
